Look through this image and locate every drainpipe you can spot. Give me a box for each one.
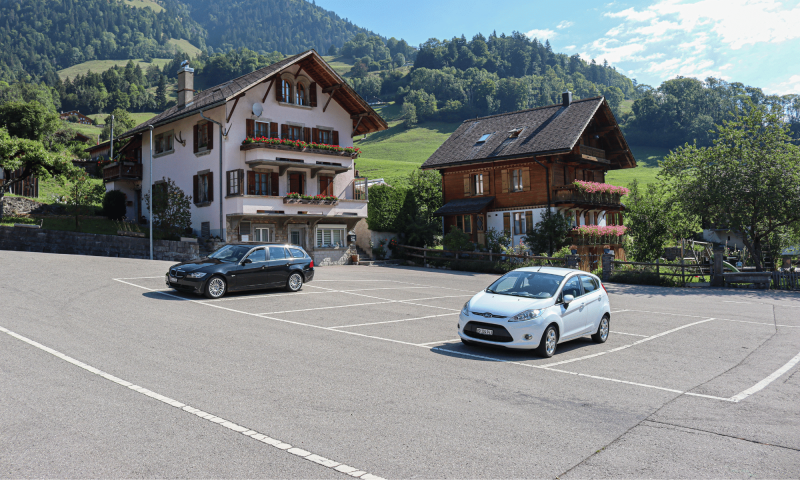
[109,114,114,162]
[532,155,551,212]
[200,109,227,242]
[148,125,154,260]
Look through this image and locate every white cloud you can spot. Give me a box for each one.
[605,6,657,22]
[526,28,556,40]
[557,21,574,29]
[766,74,800,95]
[565,45,577,50]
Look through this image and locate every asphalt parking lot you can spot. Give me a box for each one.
[2,250,800,478]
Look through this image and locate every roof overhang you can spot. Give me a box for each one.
[433,196,495,216]
[245,159,350,177]
[226,212,365,220]
[421,149,572,170]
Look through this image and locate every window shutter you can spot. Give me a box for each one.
[226,170,231,196]
[463,174,471,196]
[237,169,244,195]
[281,124,288,139]
[207,172,213,202]
[332,130,339,146]
[270,122,278,138]
[522,167,530,191]
[247,171,255,195]
[312,128,319,143]
[503,212,510,234]
[193,175,199,203]
[206,123,214,150]
[484,172,491,194]
[193,124,199,153]
[276,80,283,102]
[246,119,255,138]
[309,82,317,107]
[501,169,509,193]
[525,211,533,233]
[269,172,278,196]
[303,127,311,143]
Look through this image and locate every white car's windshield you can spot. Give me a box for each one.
[486,271,563,298]
[208,245,252,263]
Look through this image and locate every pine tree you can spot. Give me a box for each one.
[156,75,167,110]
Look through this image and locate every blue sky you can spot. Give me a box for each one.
[315,0,800,94]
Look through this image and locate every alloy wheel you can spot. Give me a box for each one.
[600,317,609,341]
[288,273,303,291]
[208,277,225,298]
[545,329,557,356]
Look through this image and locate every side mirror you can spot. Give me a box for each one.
[562,294,574,305]
[242,258,252,265]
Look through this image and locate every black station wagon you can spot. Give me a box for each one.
[166,243,315,299]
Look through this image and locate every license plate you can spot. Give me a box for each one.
[169,276,177,283]
[476,327,493,335]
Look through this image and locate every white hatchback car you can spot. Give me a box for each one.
[458,267,611,357]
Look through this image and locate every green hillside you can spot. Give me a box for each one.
[58,59,172,81]
[167,38,202,58]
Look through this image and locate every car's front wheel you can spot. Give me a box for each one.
[592,315,610,343]
[204,276,227,299]
[286,272,303,292]
[536,325,558,358]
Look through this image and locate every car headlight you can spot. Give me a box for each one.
[509,309,542,322]
[461,301,470,316]
[186,272,207,279]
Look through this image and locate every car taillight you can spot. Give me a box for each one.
[309,260,314,269]
[601,282,608,294]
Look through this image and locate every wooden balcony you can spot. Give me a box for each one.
[552,185,624,209]
[579,144,606,159]
[103,162,142,182]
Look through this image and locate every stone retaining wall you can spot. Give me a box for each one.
[0,225,199,262]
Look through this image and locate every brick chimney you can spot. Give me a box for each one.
[562,91,572,107]
[177,61,195,108]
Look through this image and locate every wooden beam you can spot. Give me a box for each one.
[261,77,275,103]
[322,84,342,94]
[294,67,303,79]
[323,88,339,113]
[350,113,369,119]
[352,116,364,136]
[226,93,244,123]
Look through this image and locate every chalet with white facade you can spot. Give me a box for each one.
[111,50,387,265]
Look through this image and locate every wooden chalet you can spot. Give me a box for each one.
[421,93,637,260]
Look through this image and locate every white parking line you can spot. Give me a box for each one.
[730,350,800,402]
[623,309,800,328]
[722,300,800,308]
[417,339,462,346]
[613,331,649,337]
[201,291,334,302]
[259,301,394,315]
[0,324,385,479]
[115,276,167,280]
[330,313,459,329]
[540,318,715,368]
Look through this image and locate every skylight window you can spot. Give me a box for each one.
[508,127,524,138]
[477,133,492,143]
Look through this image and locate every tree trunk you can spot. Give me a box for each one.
[0,190,4,221]
[741,232,764,272]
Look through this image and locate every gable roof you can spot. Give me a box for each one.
[420,96,635,170]
[119,50,388,139]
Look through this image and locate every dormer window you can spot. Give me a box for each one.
[508,127,523,138]
[477,133,492,143]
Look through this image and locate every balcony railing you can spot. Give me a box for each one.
[552,185,623,208]
[579,144,606,159]
[103,162,142,182]
[241,140,360,159]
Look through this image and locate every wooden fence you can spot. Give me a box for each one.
[397,245,570,267]
[606,259,709,286]
[772,270,800,290]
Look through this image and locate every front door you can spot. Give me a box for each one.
[236,248,269,288]
[558,276,586,339]
[290,228,305,248]
[266,246,292,286]
[476,214,486,245]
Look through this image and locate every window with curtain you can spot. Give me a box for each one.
[318,129,332,144]
[254,121,269,138]
[473,174,484,196]
[198,173,211,203]
[511,169,523,192]
[514,212,524,235]
[285,125,303,141]
[254,227,270,242]
[252,172,270,196]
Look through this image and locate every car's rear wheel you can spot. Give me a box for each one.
[204,276,227,299]
[286,272,303,292]
[536,325,558,358]
[592,315,610,343]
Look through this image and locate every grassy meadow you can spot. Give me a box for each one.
[123,0,164,13]
[58,58,172,80]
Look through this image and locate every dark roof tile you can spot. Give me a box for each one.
[433,196,495,216]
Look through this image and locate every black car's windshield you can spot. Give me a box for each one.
[486,271,563,298]
[208,245,252,263]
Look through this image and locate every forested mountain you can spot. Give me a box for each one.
[184,0,377,55]
[622,77,800,147]
[0,0,205,83]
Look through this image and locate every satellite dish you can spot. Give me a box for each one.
[252,103,263,117]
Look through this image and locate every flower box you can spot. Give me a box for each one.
[241,137,361,158]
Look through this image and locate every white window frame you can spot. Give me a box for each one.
[316,225,346,248]
[253,227,270,243]
[227,170,241,196]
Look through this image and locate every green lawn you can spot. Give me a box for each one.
[58,58,172,80]
[6,176,104,205]
[355,120,461,185]
[87,112,159,126]
[167,38,202,58]
[0,215,123,235]
[63,121,102,142]
[124,0,164,12]
[606,145,671,187]
[321,56,353,76]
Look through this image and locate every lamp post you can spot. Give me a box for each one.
[148,125,154,260]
